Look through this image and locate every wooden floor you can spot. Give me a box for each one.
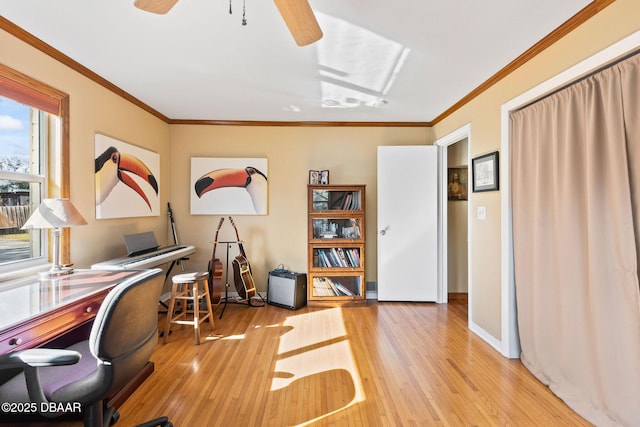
[8,299,591,426]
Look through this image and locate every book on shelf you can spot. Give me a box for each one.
[335,282,355,296]
[327,250,337,267]
[350,248,360,266]
[342,194,352,210]
[322,191,361,211]
[312,277,326,296]
[343,248,360,267]
[312,277,358,297]
[315,248,361,268]
[318,250,331,267]
[313,277,335,296]
[336,248,348,267]
[345,193,360,210]
[327,279,340,295]
[329,192,347,210]
[345,249,356,267]
[331,248,344,267]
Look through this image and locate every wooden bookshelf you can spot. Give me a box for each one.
[307,185,365,304]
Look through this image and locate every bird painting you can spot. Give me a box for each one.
[190,158,268,215]
[94,134,160,219]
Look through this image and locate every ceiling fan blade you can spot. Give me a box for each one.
[273,0,323,46]
[134,0,179,14]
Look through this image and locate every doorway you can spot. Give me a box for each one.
[435,124,471,312]
[446,138,469,301]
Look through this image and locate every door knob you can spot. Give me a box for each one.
[379,226,390,236]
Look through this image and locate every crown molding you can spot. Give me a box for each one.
[430,0,616,125]
[168,119,432,127]
[1,0,615,128]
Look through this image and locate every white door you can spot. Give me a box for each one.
[377,146,438,301]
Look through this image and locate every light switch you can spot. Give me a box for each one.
[477,206,486,220]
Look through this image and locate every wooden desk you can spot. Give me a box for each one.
[0,269,146,355]
[0,269,157,408]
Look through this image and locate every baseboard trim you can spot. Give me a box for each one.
[448,292,468,302]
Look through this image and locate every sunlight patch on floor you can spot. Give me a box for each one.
[271,307,365,425]
[205,333,245,341]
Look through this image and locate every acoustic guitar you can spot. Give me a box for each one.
[207,217,225,304]
[228,216,257,302]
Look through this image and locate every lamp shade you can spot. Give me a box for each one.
[21,198,88,230]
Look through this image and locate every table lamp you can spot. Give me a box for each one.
[21,198,88,278]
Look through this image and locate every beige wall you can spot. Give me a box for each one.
[433,0,640,340]
[168,125,430,292]
[1,30,171,270]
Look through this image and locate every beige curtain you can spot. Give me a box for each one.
[511,53,640,426]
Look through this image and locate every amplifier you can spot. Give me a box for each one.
[267,271,307,310]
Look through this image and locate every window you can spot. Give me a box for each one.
[0,65,69,278]
[0,97,48,269]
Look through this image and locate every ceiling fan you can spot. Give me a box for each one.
[133,0,323,46]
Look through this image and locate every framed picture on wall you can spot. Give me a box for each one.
[190,157,268,215]
[447,167,468,201]
[94,133,160,219]
[472,151,499,192]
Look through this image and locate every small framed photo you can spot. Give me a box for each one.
[320,170,330,185]
[309,170,320,184]
[447,167,468,201]
[309,170,330,185]
[472,151,499,192]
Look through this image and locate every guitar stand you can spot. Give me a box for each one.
[248,292,266,307]
[218,241,265,319]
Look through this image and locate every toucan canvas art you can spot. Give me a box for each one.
[95,134,160,219]
[190,157,268,215]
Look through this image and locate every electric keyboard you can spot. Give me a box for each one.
[91,245,196,270]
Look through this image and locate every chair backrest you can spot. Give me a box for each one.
[88,268,164,393]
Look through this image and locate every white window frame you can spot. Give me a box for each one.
[0,65,69,281]
[0,107,50,278]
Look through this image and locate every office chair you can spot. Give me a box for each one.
[0,268,172,427]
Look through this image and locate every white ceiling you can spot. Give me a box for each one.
[1,0,592,123]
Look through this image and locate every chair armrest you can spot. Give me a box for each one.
[0,349,81,415]
[0,348,81,369]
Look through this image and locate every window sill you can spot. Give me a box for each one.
[0,261,51,284]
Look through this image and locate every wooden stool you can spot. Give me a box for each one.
[163,272,215,345]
